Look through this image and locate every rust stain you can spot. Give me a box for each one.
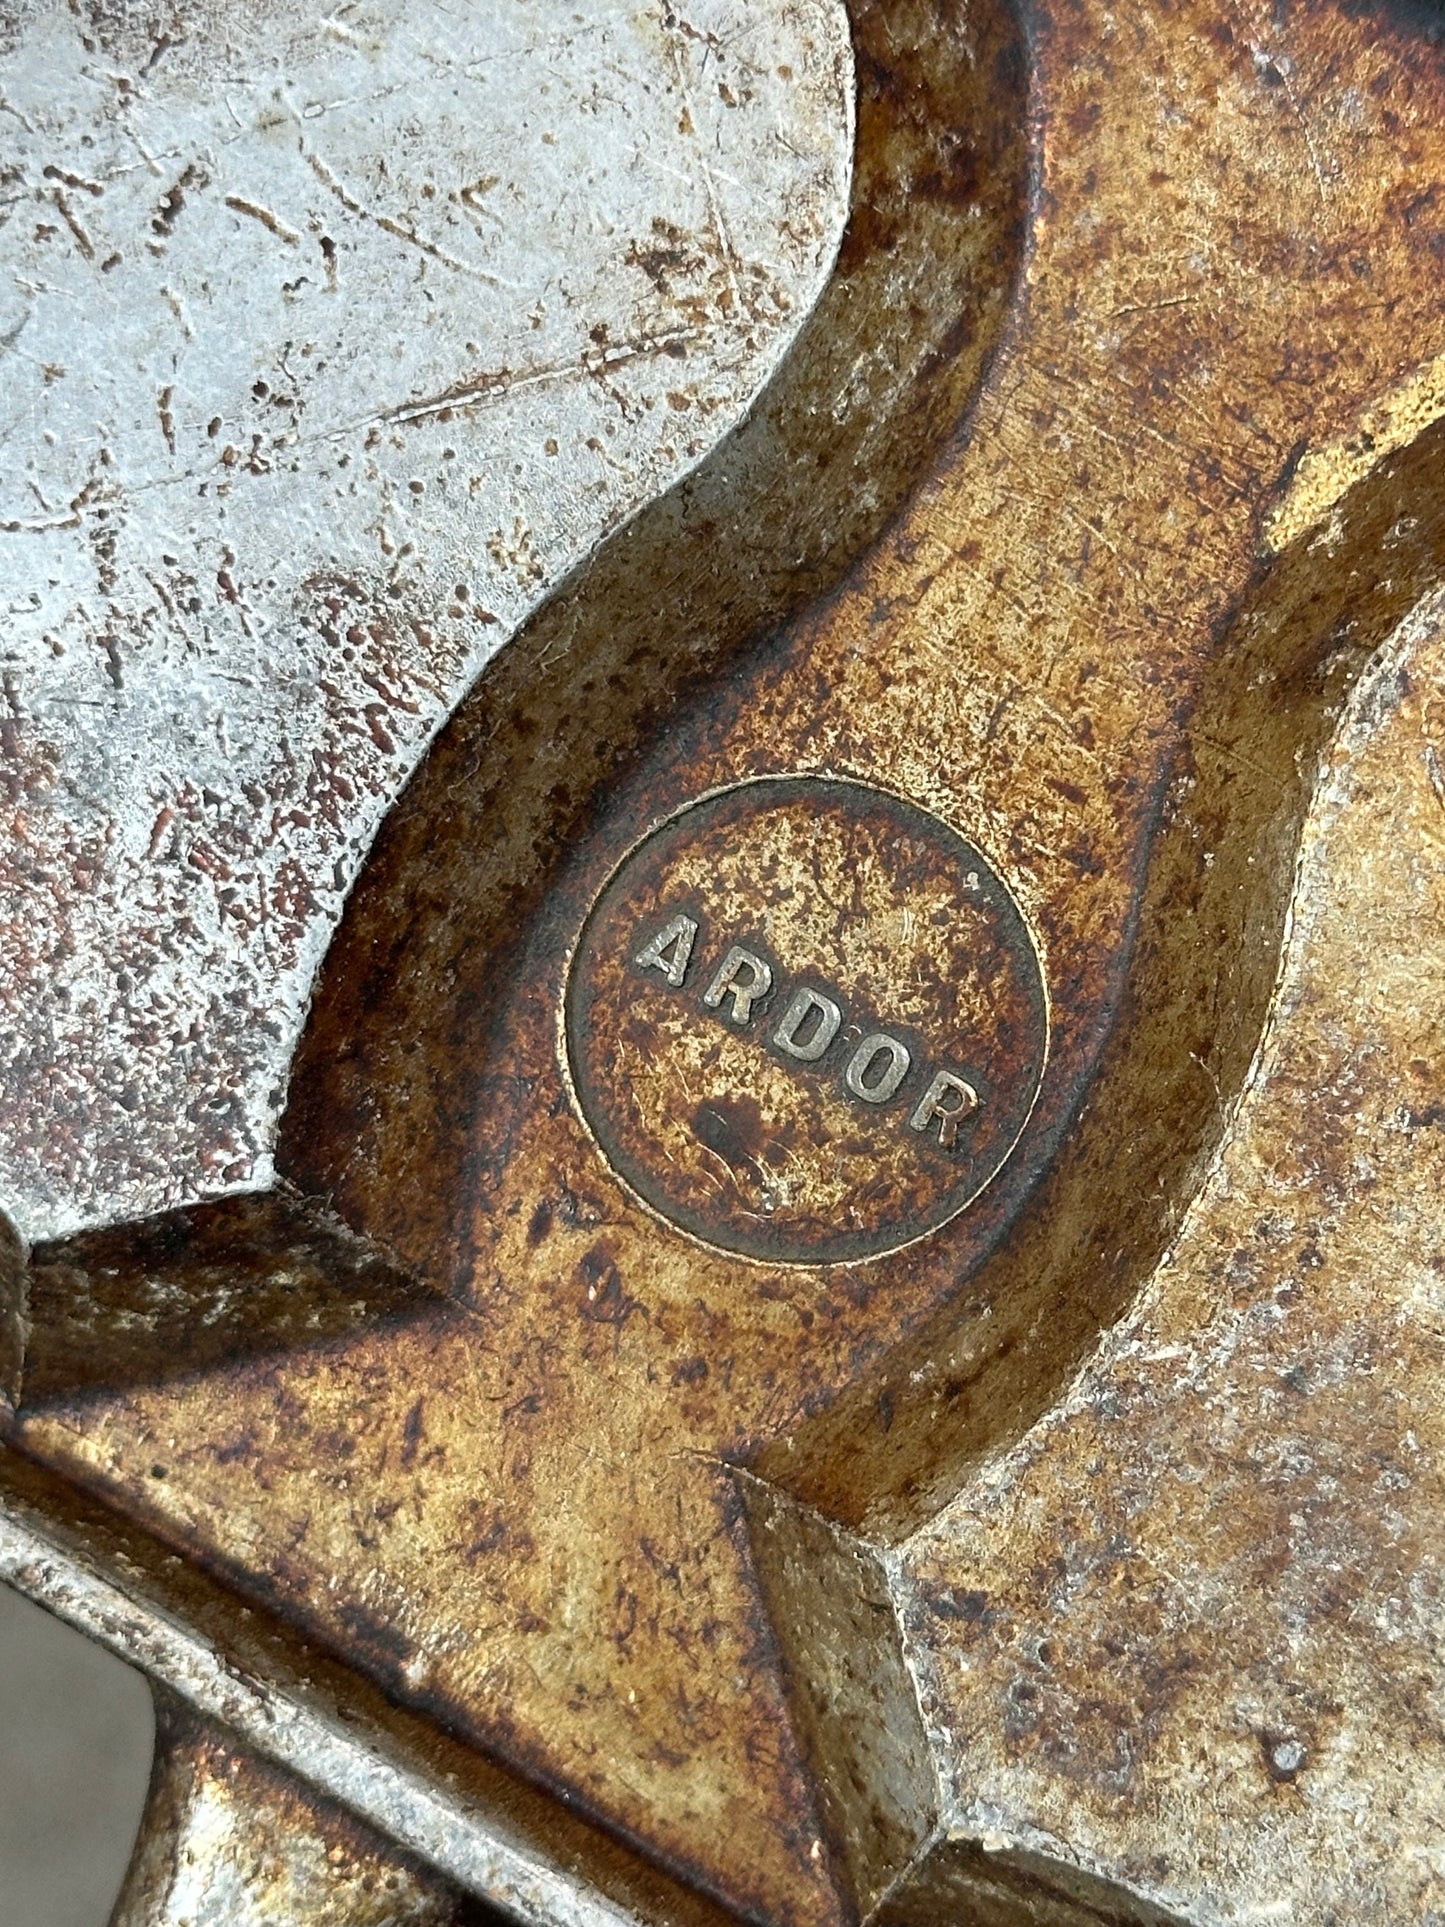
[565,776,1046,1264]
[891,596,1445,1924]
[6,2,1445,1925]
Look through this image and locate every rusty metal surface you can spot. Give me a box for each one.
[0,0,1443,1924]
[0,0,851,1245]
[890,588,1445,1925]
[0,1463,727,1927]
[565,775,1047,1264]
[114,1696,488,1926]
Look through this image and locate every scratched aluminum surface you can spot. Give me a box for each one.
[0,0,851,1242]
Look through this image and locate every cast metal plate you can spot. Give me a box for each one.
[564,775,1048,1264]
[1,0,1445,1923]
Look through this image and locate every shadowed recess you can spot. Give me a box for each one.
[14,1190,441,1408]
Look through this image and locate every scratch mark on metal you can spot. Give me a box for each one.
[224,195,303,246]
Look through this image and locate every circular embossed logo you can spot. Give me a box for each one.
[564,776,1048,1264]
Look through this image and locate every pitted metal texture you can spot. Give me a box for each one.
[0,0,852,1242]
[565,776,1047,1264]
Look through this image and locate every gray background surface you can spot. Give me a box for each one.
[0,1582,153,1927]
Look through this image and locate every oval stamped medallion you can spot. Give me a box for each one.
[564,776,1048,1263]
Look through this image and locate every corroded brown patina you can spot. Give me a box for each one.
[4,2,1445,1925]
[888,592,1445,1925]
[566,777,1047,1264]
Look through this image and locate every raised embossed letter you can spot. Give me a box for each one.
[703,945,773,1025]
[844,1033,911,1104]
[772,986,842,1062]
[634,914,699,988]
[908,1068,980,1148]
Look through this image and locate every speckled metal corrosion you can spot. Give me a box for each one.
[0,0,852,1244]
[891,591,1445,1927]
[113,1697,488,1927]
[3,0,1445,1923]
[565,776,1047,1265]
